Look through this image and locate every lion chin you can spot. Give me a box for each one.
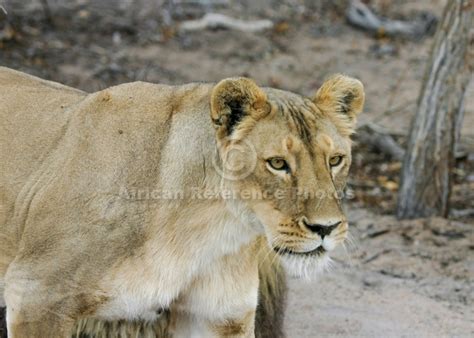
[279,250,332,280]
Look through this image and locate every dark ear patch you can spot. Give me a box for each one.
[312,74,365,123]
[211,99,245,130]
[210,77,268,139]
[227,99,246,134]
[340,91,355,115]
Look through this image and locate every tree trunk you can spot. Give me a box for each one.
[397,0,473,219]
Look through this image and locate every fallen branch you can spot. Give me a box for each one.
[356,122,405,161]
[363,248,392,264]
[179,13,273,33]
[346,0,436,38]
[449,208,474,219]
[356,122,471,161]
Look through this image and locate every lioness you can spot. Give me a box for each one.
[0,67,364,337]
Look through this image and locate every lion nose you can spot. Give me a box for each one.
[304,221,341,238]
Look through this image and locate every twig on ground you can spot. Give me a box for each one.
[367,229,391,238]
[346,0,436,38]
[179,13,273,33]
[363,249,392,264]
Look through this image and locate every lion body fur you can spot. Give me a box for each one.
[0,67,363,337]
[0,68,284,337]
[70,238,286,338]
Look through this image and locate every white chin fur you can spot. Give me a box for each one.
[280,253,331,280]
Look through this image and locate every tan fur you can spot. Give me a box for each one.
[73,314,171,338]
[69,241,285,338]
[0,67,363,337]
[313,74,365,136]
[70,242,287,338]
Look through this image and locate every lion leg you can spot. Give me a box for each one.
[168,242,259,338]
[5,285,76,338]
[171,250,287,338]
[169,309,255,338]
[67,239,288,338]
[4,267,77,338]
[211,311,256,338]
[7,308,74,338]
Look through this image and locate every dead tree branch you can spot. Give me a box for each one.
[356,123,405,161]
[346,0,436,38]
[179,13,273,33]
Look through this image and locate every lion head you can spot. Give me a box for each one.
[210,75,364,278]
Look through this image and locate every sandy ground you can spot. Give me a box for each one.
[1,0,473,337]
[285,209,473,337]
[286,274,472,337]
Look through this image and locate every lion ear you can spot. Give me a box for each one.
[312,74,365,124]
[210,77,269,137]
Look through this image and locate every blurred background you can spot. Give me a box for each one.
[0,0,472,336]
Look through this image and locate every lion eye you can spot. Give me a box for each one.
[268,158,289,171]
[329,155,343,167]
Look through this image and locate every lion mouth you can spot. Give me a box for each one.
[273,245,326,256]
